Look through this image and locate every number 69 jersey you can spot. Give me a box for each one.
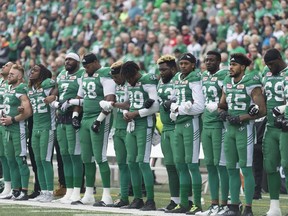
[202,69,228,128]
[262,70,286,126]
[77,67,116,119]
[27,78,56,130]
[223,73,262,116]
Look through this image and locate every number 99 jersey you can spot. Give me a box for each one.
[223,73,262,117]
[202,69,228,128]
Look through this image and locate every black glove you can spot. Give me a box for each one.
[282,117,288,132]
[218,110,228,121]
[272,107,282,117]
[163,100,176,112]
[144,98,155,109]
[247,104,259,116]
[227,115,242,125]
[91,120,101,133]
[274,114,284,129]
[72,116,81,130]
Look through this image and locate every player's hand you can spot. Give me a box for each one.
[282,117,288,132]
[72,116,81,130]
[170,103,178,113]
[144,98,155,109]
[206,102,218,113]
[169,112,178,121]
[274,114,284,129]
[17,106,24,113]
[227,115,242,125]
[91,120,101,133]
[163,100,176,112]
[126,120,135,133]
[99,100,113,112]
[247,104,259,116]
[44,95,57,104]
[272,107,282,117]
[218,110,228,121]
[60,99,72,111]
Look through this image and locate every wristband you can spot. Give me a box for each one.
[11,116,17,123]
[96,112,106,122]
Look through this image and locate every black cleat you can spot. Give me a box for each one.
[253,192,262,200]
[242,207,254,216]
[120,198,144,209]
[107,199,129,207]
[28,191,40,199]
[157,200,177,211]
[14,192,28,201]
[221,205,241,216]
[166,204,189,213]
[186,205,202,215]
[93,201,108,207]
[140,199,156,211]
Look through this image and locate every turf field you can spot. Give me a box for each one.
[0,185,288,216]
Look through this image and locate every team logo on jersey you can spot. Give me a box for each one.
[184,123,191,128]
[183,80,188,84]
[203,77,208,81]
[175,81,179,84]
[28,91,33,95]
[266,72,272,77]
[84,73,88,77]
[237,84,244,89]
[70,76,76,80]
[37,88,43,92]
[93,73,99,77]
[227,84,232,88]
[253,75,260,80]
[61,75,65,79]
[10,90,15,93]
[211,77,218,81]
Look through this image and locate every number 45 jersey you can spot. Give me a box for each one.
[27,78,56,130]
[202,69,228,128]
[223,72,262,117]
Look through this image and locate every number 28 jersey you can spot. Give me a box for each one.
[223,73,262,116]
[77,67,116,119]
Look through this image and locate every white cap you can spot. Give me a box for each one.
[65,53,80,62]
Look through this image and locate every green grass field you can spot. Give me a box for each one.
[0,184,288,216]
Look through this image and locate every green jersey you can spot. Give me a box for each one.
[223,73,262,117]
[27,78,56,130]
[114,84,128,130]
[128,73,158,126]
[202,69,228,128]
[0,78,8,109]
[279,68,288,119]
[57,68,85,114]
[78,67,116,119]
[3,83,28,132]
[157,78,175,131]
[263,70,286,126]
[172,70,205,124]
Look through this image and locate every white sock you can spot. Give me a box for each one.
[62,188,73,199]
[70,187,81,200]
[171,197,180,204]
[270,199,280,209]
[1,182,11,195]
[83,187,94,197]
[101,188,112,204]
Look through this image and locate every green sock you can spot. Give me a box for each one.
[84,162,96,187]
[0,156,11,181]
[207,165,219,201]
[16,156,30,189]
[7,157,21,189]
[228,168,241,204]
[283,168,288,197]
[61,155,73,188]
[176,163,191,208]
[139,162,154,200]
[188,163,202,207]
[118,163,130,201]
[98,161,111,188]
[71,155,83,187]
[42,160,54,191]
[267,172,281,199]
[128,162,142,199]
[166,165,180,197]
[217,165,229,202]
[36,160,47,190]
[241,167,255,205]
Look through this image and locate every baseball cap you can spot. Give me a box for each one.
[82,53,97,65]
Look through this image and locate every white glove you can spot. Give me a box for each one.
[170,112,178,121]
[100,100,113,112]
[206,102,218,113]
[127,120,135,133]
[51,101,60,109]
[170,103,179,113]
[69,99,83,106]
[184,101,193,112]
[60,100,72,111]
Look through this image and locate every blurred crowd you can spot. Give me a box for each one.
[0,0,287,77]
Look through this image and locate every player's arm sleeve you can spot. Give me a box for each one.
[44,88,53,97]
[101,77,116,97]
[178,81,205,115]
[77,79,84,98]
[138,84,159,117]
